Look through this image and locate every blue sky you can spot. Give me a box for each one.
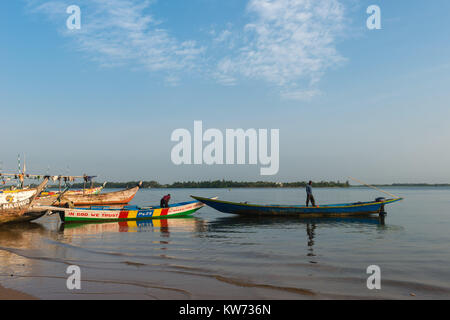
[1,0,450,184]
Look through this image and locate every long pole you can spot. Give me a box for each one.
[348,176,399,199]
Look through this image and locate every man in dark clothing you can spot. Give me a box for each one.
[306,181,316,207]
[160,194,171,208]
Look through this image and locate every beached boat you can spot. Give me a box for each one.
[40,185,104,197]
[0,178,49,224]
[191,196,403,217]
[0,188,37,205]
[52,199,207,223]
[36,183,140,206]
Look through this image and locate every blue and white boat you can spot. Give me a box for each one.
[191,196,403,217]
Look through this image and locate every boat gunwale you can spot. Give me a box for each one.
[191,196,403,209]
[72,200,200,212]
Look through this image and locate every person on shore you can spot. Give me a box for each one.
[306,181,316,207]
[160,194,171,208]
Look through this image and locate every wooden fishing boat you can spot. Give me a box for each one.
[36,183,140,206]
[0,188,37,205]
[40,185,103,197]
[191,196,403,217]
[0,178,49,224]
[52,199,207,223]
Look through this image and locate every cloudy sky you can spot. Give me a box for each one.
[1,0,450,183]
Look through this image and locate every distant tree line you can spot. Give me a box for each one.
[46,180,351,189]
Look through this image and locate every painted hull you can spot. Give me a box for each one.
[0,210,47,224]
[191,196,403,217]
[0,189,37,205]
[37,186,139,206]
[60,200,206,223]
[0,179,49,224]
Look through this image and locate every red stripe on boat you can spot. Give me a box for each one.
[119,210,129,219]
[161,208,169,216]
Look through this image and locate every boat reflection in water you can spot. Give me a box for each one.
[0,219,61,280]
[202,215,392,259]
[60,217,207,237]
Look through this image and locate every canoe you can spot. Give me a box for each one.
[191,196,403,217]
[0,178,49,224]
[53,199,207,223]
[36,184,140,206]
[40,186,103,197]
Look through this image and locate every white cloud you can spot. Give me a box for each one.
[28,0,346,97]
[215,0,346,99]
[214,30,232,43]
[280,88,321,101]
[28,0,205,78]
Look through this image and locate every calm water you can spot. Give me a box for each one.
[0,187,449,299]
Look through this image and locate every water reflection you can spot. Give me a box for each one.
[0,222,46,241]
[0,221,61,277]
[206,215,386,229]
[205,215,388,259]
[59,217,207,237]
[306,223,316,257]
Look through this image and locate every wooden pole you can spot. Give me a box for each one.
[348,176,399,199]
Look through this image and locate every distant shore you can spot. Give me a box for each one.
[39,180,450,189]
[44,180,350,189]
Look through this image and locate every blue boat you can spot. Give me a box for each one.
[190,196,403,217]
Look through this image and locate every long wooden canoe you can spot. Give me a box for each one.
[36,184,140,206]
[191,196,403,217]
[0,178,49,224]
[40,186,103,197]
[53,200,206,223]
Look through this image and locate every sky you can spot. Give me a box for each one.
[1,0,450,184]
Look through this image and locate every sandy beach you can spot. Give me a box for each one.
[0,283,36,300]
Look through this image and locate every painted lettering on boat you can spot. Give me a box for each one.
[63,201,204,221]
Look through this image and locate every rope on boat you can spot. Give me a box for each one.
[349,176,400,199]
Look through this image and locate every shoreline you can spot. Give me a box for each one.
[0,283,37,300]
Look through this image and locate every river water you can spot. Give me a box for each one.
[0,187,449,299]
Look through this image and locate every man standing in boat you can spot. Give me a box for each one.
[160,194,171,208]
[306,181,316,207]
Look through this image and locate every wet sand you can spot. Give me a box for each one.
[0,283,37,300]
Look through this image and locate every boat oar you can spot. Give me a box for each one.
[51,184,73,206]
[348,176,400,199]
